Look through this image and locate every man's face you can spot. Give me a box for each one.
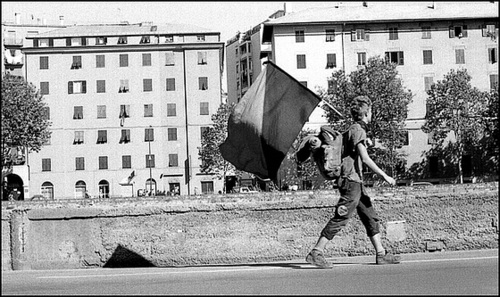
[366,106,373,123]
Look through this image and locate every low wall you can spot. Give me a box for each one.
[1,182,498,270]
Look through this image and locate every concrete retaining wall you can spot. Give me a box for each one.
[1,182,498,270]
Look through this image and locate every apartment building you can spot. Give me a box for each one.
[20,22,225,199]
[258,1,498,169]
[2,13,67,201]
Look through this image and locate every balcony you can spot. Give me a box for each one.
[3,37,23,47]
[4,49,24,69]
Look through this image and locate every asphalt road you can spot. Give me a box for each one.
[1,249,498,295]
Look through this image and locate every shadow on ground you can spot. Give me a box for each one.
[103,244,156,268]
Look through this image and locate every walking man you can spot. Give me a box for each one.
[300,95,401,268]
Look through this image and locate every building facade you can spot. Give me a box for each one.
[2,13,67,201]
[259,1,498,169]
[21,22,225,199]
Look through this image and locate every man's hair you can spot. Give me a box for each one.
[350,96,372,121]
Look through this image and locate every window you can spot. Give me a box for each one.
[42,107,50,120]
[482,24,497,38]
[296,54,306,69]
[490,74,499,90]
[423,50,433,65]
[449,25,468,38]
[385,51,404,65]
[351,29,369,41]
[357,52,366,66]
[402,131,410,146]
[201,181,214,194]
[167,128,177,141]
[165,35,174,43]
[96,55,105,68]
[198,51,207,65]
[40,56,49,69]
[41,182,54,199]
[119,105,130,118]
[122,155,131,169]
[197,35,205,42]
[326,53,336,69]
[142,53,151,66]
[97,105,106,118]
[97,130,107,144]
[200,126,209,139]
[140,36,150,44]
[76,157,85,170]
[74,131,84,144]
[327,78,337,94]
[119,80,129,93]
[96,80,106,93]
[146,154,155,168]
[119,129,131,144]
[40,82,49,95]
[42,158,51,171]
[428,156,439,178]
[143,78,153,92]
[325,29,335,42]
[455,49,465,64]
[73,106,83,119]
[118,36,127,44]
[99,156,108,170]
[119,54,128,67]
[424,76,434,92]
[488,48,498,64]
[68,81,87,94]
[166,78,176,91]
[389,27,398,40]
[422,26,432,39]
[167,103,176,116]
[145,128,154,142]
[295,29,305,42]
[168,154,178,167]
[74,180,86,198]
[200,102,209,115]
[165,51,175,66]
[144,104,153,117]
[199,77,208,90]
[96,36,107,45]
[71,56,82,69]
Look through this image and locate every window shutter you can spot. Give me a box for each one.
[399,51,404,65]
[82,81,87,93]
[82,37,87,46]
[482,24,488,37]
[462,25,468,37]
[449,26,454,38]
[351,30,356,41]
[33,39,39,47]
[66,38,71,46]
[68,81,73,94]
[365,29,370,41]
[49,38,54,47]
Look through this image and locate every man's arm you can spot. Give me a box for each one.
[357,142,396,186]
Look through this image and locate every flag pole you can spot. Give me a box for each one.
[321,99,344,118]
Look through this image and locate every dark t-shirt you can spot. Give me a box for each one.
[341,122,367,183]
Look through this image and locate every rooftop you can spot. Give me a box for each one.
[28,22,219,38]
[264,1,498,26]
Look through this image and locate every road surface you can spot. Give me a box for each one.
[2,249,497,295]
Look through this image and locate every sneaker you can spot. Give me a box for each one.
[306,249,333,269]
[376,251,401,265]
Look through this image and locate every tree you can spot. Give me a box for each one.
[1,73,51,176]
[319,56,413,181]
[198,102,237,193]
[481,86,499,175]
[421,69,488,183]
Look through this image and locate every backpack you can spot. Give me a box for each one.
[296,125,344,181]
